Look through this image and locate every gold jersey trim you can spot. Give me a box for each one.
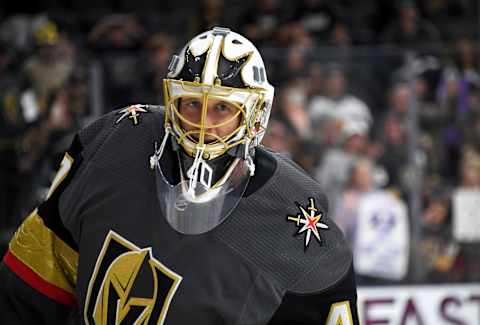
[8,209,79,294]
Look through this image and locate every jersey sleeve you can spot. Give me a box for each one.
[0,110,118,324]
[267,263,360,325]
[0,135,83,323]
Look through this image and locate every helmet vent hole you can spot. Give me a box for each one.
[199,35,208,39]
[232,39,242,45]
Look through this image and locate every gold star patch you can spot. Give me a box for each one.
[287,197,329,249]
[116,105,149,125]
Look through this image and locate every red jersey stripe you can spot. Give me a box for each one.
[3,250,76,306]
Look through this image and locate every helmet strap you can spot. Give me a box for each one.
[150,127,172,170]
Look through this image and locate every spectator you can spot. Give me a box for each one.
[239,0,286,46]
[306,62,324,100]
[452,37,480,84]
[269,22,314,86]
[88,14,144,52]
[350,177,410,284]
[275,42,312,84]
[335,157,376,244]
[290,0,339,43]
[376,114,409,193]
[88,14,146,110]
[187,0,227,39]
[313,122,369,213]
[1,20,80,223]
[277,78,312,140]
[16,18,78,160]
[463,83,480,150]
[381,0,441,50]
[133,33,175,105]
[412,74,450,177]
[329,21,353,48]
[435,67,470,179]
[272,31,314,141]
[375,76,436,182]
[0,14,32,54]
[451,150,480,282]
[418,0,469,40]
[381,81,411,126]
[327,21,355,64]
[419,188,464,283]
[308,64,372,147]
[261,119,292,156]
[22,20,75,114]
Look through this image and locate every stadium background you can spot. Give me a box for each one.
[0,0,479,323]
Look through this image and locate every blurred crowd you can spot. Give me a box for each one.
[0,0,479,284]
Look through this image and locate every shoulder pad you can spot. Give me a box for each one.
[214,153,352,294]
[77,105,165,159]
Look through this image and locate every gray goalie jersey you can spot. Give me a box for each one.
[0,106,359,324]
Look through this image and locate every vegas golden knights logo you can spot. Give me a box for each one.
[84,231,182,325]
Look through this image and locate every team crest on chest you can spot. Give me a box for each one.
[84,231,182,325]
[287,198,329,249]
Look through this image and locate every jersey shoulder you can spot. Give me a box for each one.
[215,147,353,295]
[76,105,165,161]
[57,105,165,236]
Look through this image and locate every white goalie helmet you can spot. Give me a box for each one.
[164,26,274,167]
[152,27,275,234]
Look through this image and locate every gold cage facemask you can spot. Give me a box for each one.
[163,79,267,160]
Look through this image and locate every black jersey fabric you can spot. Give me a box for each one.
[0,106,359,324]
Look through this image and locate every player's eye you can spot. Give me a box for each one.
[215,102,235,114]
[184,99,202,110]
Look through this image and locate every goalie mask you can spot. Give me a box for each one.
[150,27,274,234]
